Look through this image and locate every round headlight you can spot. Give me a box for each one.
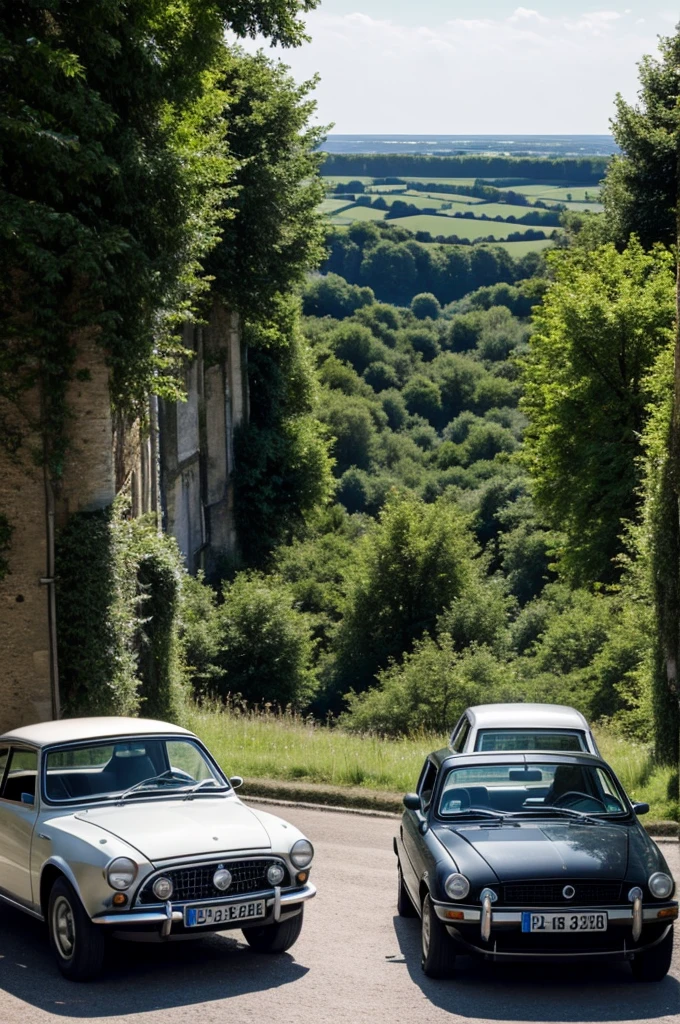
[444,873,470,900]
[267,863,286,886]
[213,868,233,892]
[648,872,674,899]
[290,839,314,869]
[152,876,173,901]
[106,857,137,891]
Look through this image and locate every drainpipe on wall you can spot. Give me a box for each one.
[149,393,160,532]
[41,464,61,720]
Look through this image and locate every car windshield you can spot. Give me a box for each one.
[44,737,227,803]
[475,730,587,752]
[438,762,628,819]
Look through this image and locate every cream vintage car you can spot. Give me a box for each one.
[0,717,316,980]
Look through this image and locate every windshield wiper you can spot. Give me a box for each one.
[506,806,602,825]
[114,770,195,801]
[444,806,505,821]
[182,778,223,799]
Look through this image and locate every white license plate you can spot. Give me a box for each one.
[185,900,266,928]
[522,911,607,933]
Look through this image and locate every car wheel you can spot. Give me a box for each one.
[421,893,455,979]
[48,877,106,981]
[630,927,674,982]
[242,908,304,953]
[397,863,416,918]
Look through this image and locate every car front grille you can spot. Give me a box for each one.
[501,881,623,906]
[137,859,291,905]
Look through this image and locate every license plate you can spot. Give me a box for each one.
[522,911,607,933]
[185,900,266,928]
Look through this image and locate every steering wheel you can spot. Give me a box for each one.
[552,791,607,812]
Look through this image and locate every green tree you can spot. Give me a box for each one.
[602,31,680,249]
[213,573,317,706]
[411,293,441,320]
[329,494,475,703]
[521,240,675,584]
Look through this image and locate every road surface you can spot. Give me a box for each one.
[0,804,677,1024]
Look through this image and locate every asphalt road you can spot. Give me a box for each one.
[0,804,677,1024]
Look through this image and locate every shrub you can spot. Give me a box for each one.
[212,573,317,707]
[342,637,516,736]
[411,292,441,320]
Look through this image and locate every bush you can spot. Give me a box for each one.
[331,322,387,373]
[411,292,441,320]
[303,273,375,319]
[363,361,400,392]
[402,374,443,425]
[342,636,516,736]
[211,573,317,707]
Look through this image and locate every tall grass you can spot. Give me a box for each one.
[184,700,678,821]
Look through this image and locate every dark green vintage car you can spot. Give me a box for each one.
[395,749,677,980]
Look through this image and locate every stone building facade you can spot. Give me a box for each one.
[0,300,246,731]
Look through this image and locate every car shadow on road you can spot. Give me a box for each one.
[0,905,308,1016]
[393,917,680,1021]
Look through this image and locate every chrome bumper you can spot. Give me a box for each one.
[432,900,678,926]
[92,882,317,931]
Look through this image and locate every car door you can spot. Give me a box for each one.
[0,745,39,906]
[401,759,438,901]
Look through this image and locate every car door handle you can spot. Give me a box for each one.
[37,833,50,841]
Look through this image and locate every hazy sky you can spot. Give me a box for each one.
[244,2,678,134]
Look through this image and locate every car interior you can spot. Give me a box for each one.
[438,764,624,816]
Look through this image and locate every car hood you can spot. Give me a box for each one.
[74,797,272,863]
[435,821,629,882]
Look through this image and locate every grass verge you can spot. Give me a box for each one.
[184,703,678,828]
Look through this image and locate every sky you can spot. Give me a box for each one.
[241,2,679,134]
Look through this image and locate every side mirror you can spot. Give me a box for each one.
[403,793,421,811]
[229,776,244,790]
[632,801,649,816]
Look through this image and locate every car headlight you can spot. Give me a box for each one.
[444,873,470,900]
[106,857,138,891]
[152,876,173,901]
[290,839,314,869]
[648,872,674,899]
[267,863,286,886]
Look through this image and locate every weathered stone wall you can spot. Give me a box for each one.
[159,301,247,576]
[0,383,54,730]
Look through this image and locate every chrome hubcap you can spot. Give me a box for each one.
[421,900,431,957]
[53,896,76,959]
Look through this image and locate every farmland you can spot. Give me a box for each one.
[320,172,600,252]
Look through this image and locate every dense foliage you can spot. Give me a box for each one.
[321,154,608,183]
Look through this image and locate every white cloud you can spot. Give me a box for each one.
[241,7,670,133]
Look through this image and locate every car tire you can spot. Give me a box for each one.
[421,893,455,979]
[242,908,304,953]
[397,863,416,918]
[48,877,107,981]
[630,927,674,983]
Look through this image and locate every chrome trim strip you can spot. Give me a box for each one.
[273,886,281,922]
[0,890,44,922]
[267,883,316,911]
[161,900,173,938]
[92,910,184,927]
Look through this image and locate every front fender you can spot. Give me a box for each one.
[33,816,154,919]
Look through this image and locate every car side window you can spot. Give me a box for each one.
[451,716,471,753]
[417,761,438,809]
[1,748,38,805]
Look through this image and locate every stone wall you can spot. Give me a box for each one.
[159,301,247,576]
[0,382,55,730]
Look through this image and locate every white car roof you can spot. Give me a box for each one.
[466,704,590,731]
[0,717,194,749]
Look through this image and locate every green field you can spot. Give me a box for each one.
[510,184,600,202]
[404,190,484,204]
[441,201,555,220]
[184,703,677,821]
[561,201,604,213]
[320,198,356,214]
[388,213,557,240]
[365,193,447,210]
[331,204,388,224]
[484,238,557,256]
